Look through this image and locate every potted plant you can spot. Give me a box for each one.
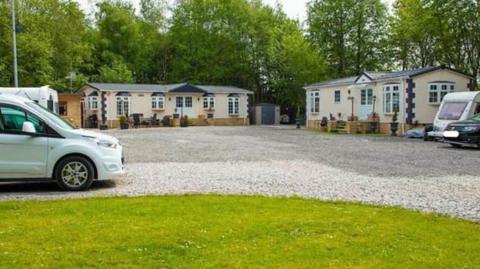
[390,111,398,136]
[119,115,129,130]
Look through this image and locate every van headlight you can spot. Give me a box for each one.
[96,139,118,149]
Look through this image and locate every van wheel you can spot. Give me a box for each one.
[55,156,94,191]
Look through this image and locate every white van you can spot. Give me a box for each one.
[0,86,59,114]
[0,93,124,191]
[427,91,480,139]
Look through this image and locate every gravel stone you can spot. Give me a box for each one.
[1,126,479,221]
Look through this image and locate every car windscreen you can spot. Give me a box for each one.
[438,102,468,121]
[26,102,77,130]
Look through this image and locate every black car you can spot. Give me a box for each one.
[443,113,480,148]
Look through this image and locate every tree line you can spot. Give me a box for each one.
[0,0,478,108]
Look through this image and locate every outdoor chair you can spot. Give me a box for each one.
[150,114,160,127]
[162,116,171,127]
[88,114,98,128]
[132,114,142,128]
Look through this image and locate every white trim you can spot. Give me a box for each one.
[151,96,165,110]
[383,84,401,115]
[87,96,98,110]
[116,96,131,116]
[428,82,455,105]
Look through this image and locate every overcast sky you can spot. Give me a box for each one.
[76,0,395,21]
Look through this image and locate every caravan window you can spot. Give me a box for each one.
[438,102,468,120]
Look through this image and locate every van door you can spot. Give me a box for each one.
[0,104,48,178]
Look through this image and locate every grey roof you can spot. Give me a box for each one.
[305,66,473,89]
[196,85,253,94]
[83,83,253,94]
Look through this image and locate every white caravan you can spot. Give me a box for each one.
[0,86,59,113]
[0,93,124,191]
[427,91,480,138]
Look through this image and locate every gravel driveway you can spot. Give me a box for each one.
[1,126,479,221]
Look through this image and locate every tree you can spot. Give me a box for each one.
[390,0,437,69]
[92,0,167,83]
[307,0,389,77]
[140,0,167,30]
[0,0,92,90]
[169,0,326,104]
[97,60,134,83]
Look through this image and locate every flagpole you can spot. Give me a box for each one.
[11,0,19,87]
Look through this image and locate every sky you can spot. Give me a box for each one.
[76,0,395,22]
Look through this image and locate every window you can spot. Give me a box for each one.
[59,101,67,116]
[152,96,165,110]
[0,105,45,133]
[429,83,455,104]
[176,96,183,108]
[88,96,98,110]
[116,96,130,116]
[176,96,193,108]
[334,90,341,103]
[203,97,215,109]
[310,91,320,113]
[185,96,193,108]
[361,89,373,105]
[383,85,400,114]
[228,97,240,115]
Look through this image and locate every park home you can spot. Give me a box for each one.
[304,65,476,134]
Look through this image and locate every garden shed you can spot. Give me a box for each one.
[250,103,280,125]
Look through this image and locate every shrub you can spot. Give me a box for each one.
[392,112,398,122]
[119,115,127,125]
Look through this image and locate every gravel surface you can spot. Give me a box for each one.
[1,126,479,221]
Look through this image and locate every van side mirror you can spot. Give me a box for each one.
[22,121,37,134]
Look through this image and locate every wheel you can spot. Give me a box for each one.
[55,156,94,191]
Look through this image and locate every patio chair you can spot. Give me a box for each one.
[162,116,171,127]
[132,114,141,128]
[150,114,160,127]
[88,114,98,128]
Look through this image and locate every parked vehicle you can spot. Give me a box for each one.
[0,93,124,191]
[0,86,59,114]
[443,113,480,148]
[427,92,480,140]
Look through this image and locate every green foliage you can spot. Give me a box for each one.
[97,60,134,83]
[0,0,92,91]
[307,0,390,77]
[392,111,398,122]
[0,196,479,268]
[169,0,326,106]
[0,0,478,103]
[119,115,127,125]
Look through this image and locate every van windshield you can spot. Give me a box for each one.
[438,102,468,121]
[26,102,77,130]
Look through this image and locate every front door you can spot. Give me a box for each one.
[175,96,195,118]
[0,104,48,178]
[359,88,373,120]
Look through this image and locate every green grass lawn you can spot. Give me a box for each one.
[0,195,479,268]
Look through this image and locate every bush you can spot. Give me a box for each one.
[119,115,127,125]
[392,112,398,122]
